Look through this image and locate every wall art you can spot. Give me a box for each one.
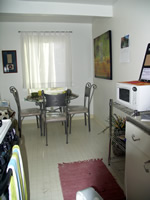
[2,50,18,73]
[94,30,112,80]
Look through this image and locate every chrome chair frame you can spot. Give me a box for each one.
[68,82,97,133]
[10,86,42,137]
[42,91,68,146]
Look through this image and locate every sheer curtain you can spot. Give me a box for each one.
[20,31,72,89]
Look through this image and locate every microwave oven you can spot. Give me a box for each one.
[116,81,150,111]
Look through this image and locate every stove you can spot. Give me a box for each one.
[0,119,12,144]
[0,119,20,195]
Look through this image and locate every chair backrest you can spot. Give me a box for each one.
[84,82,97,108]
[42,91,67,112]
[84,82,92,97]
[9,86,21,113]
[9,86,21,127]
[90,84,97,103]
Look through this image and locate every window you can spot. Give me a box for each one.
[20,31,72,90]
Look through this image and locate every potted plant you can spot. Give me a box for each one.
[111,114,126,156]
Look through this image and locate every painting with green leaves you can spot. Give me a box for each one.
[94,30,112,80]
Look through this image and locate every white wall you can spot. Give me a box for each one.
[2,0,149,126]
[93,0,150,127]
[0,22,93,117]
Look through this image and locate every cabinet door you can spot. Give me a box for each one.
[126,121,150,157]
[125,140,150,200]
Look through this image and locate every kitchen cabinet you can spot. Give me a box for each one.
[125,118,150,200]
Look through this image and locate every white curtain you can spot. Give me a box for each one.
[20,31,72,89]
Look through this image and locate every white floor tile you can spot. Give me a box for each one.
[20,119,125,200]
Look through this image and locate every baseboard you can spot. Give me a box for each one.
[70,114,94,120]
[22,114,94,124]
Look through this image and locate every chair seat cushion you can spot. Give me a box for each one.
[21,108,40,117]
[68,105,88,114]
[43,112,67,122]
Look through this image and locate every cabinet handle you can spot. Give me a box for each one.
[131,134,140,141]
[144,160,150,173]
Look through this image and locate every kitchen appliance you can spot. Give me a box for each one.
[0,119,19,196]
[0,119,12,143]
[116,81,150,111]
[116,43,150,111]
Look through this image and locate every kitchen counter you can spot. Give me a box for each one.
[126,115,150,136]
[125,114,150,200]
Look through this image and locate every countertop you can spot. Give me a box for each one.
[126,115,150,135]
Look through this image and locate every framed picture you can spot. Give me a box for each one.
[94,30,112,80]
[2,50,18,73]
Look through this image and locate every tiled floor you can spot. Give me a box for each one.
[20,119,125,200]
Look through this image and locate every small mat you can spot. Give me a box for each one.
[58,159,126,200]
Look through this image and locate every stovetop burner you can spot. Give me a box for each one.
[0,119,12,144]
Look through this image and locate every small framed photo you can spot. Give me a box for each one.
[2,50,18,73]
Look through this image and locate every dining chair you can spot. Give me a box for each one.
[68,82,97,133]
[9,86,42,137]
[42,91,68,146]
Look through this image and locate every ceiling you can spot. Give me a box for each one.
[0,0,118,23]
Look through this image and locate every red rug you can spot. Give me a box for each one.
[58,159,126,200]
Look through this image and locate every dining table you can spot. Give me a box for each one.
[24,91,79,135]
[25,91,78,106]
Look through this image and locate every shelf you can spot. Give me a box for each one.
[112,136,126,152]
[113,101,150,116]
[108,99,133,165]
[108,99,150,165]
[117,135,126,141]
[113,102,135,116]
